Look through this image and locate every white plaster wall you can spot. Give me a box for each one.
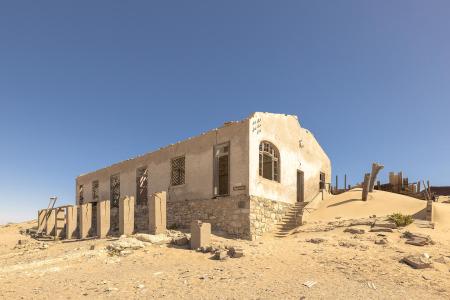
[248,112,331,204]
[76,119,249,204]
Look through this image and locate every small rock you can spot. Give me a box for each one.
[402,232,434,246]
[370,227,393,233]
[104,287,118,293]
[338,241,356,248]
[227,246,244,258]
[306,238,325,244]
[198,246,214,253]
[213,250,228,260]
[107,237,145,253]
[17,239,28,246]
[134,233,172,245]
[90,244,95,250]
[119,250,133,256]
[344,228,365,234]
[375,238,388,245]
[173,236,189,246]
[373,220,397,229]
[434,256,450,264]
[402,254,432,269]
[135,284,145,289]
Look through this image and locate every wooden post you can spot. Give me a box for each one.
[362,173,371,201]
[369,163,384,192]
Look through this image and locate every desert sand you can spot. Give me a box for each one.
[1,190,450,299]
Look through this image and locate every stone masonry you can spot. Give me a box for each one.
[167,194,292,240]
[249,196,292,240]
[167,194,251,239]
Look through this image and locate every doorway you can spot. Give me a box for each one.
[297,170,304,202]
[213,142,230,196]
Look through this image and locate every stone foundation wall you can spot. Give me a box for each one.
[249,196,292,240]
[167,194,251,239]
[135,204,149,232]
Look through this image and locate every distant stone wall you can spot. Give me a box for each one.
[135,204,149,232]
[167,195,251,239]
[249,196,292,240]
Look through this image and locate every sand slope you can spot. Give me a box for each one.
[308,189,428,222]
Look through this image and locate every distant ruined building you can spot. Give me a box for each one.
[41,112,332,240]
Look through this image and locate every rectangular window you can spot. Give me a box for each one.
[79,185,84,204]
[171,156,185,186]
[92,180,99,202]
[110,174,120,208]
[136,167,148,205]
[214,143,230,196]
[319,172,326,190]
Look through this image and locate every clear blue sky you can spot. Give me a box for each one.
[1,1,449,224]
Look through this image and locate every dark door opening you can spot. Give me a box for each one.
[214,143,230,196]
[297,170,304,202]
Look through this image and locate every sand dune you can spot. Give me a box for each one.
[308,189,428,222]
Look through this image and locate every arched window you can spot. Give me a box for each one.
[259,141,280,182]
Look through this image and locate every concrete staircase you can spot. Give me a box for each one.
[273,202,308,237]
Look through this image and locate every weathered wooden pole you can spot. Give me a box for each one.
[362,173,371,201]
[369,163,384,193]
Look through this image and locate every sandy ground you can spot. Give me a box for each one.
[1,191,450,299]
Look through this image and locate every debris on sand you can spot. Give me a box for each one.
[402,254,432,269]
[134,233,172,245]
[306,238,326,244]
[227,246,244,258]
[213,250,228,260]
[374,238,388,245]
[373,219,397,229]
[338,241,357,248]
[370,227,393,233]
[303,280,317,288]
[344,228,365,234]
[402,231,434,246]
[14,240,48,251]
[107,236,145,255]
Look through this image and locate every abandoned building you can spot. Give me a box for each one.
[43,112,331,241]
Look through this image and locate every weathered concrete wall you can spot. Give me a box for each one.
[248,112,332,205]
[79,203,92,239]
[38,209,47,233]
[149,191,167,234]
[97,200,110,238]
[46,209,55,236]
[167,194,251,239]
[66,206,78,239]
[75,119,250,205]
[120,196,135,235]
[249,196,292,239]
